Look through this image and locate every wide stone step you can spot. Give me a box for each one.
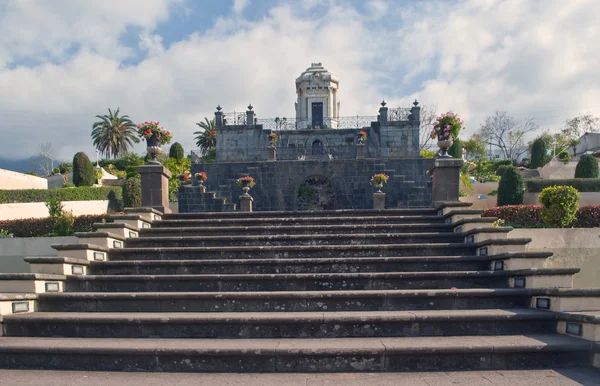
[163,208,438,220]
[3,309,557,339]
[124,232,472,248]
[107,243,480,260]
[90,255,495,275]
[63,269,576,292]
[37,288,533,312]
[0,335,590,372]
[152,215,446,228]
[139,223,455,237]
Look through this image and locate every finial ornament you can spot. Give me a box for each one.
[413,99,419,107]
[381,100,387,107]
[248,104,253,110]
[216,105,222,111]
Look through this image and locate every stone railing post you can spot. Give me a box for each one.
[215,105,224,127]
[378,100,388,124]
[137,163,172,213]
[246,104,255,126]
[239,195,253,212]
[431,158,463,206]
[268,146,276,161]
[410,99,420,122]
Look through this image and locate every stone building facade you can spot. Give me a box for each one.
[181,63,433,212]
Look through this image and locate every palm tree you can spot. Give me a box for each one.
[194,117,216,154]
[92,108,139,159]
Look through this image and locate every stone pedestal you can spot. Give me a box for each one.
[431,158,463,206]
[268,146,276,161]
[373,192,386,210]
[239,195,253,212]
[137,163,172,213]
[357,143,365,159]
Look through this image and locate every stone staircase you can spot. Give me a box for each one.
[0,204,599,372]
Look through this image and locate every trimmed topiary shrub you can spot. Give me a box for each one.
[73,152,95,187]
[538,185,580,227]
[497,166,524,206]
[495,165,512,179]
[123,177,142,208]
[482,205,544,228]
[169,142,185,160]
[448,138,462,158]
[575,155,599,178]
[530,138,548,169]
[525,178,600,193]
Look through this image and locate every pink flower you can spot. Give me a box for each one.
[451,287,458,290]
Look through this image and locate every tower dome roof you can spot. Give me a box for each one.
[295,62,339,85]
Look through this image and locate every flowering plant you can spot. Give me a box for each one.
[430,111,463,140]
[370,173,390,185]
[194,172,208,181]
[358,130,368,141]
[236,175,255,188]
[177,170,191,184]
[268,132,279,145]
[137,121,173,145]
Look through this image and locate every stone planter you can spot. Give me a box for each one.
[146,133,161,163]
[196,179,206,193]
[373,183,384,193]
[437,135,453,158]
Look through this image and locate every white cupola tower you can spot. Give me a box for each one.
[295,63,340,129]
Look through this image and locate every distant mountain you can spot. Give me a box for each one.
[0,156,66,176]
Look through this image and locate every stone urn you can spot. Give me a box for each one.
[437,135,453,158]
[146,133,161,163]
[373,182,384,193]
[241,182,252,196]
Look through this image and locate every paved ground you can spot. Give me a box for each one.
[0,368,599,386]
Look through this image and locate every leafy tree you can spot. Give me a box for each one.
[169,142,185,160]
[57,162,73,174]
[477,111,539,160]
[24,171,38,176]
[575,155,599,178]
[37,142,55,177]
[194,118,216,154]
[497,166,524,206]
[462,135,486,160]
[72,152,95,187]
[448,138,462,158]
[529,138,548,169]
[166,157,191,200]
[418,103,438,150]
[92,108,139,159]
[420,148,436,159]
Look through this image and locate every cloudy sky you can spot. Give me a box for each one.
[0,0,598,161]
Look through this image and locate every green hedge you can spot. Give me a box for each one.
[0,214,110,237]
[0,186,123,211]
[525,178,600,193]
[482,205,600,228]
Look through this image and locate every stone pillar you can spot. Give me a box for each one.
[356,143,365,159]
[137,163,172,213]
[378,101,388,124]
[215,105,224,127]
[246,104,255,126]
[431,158,463,206]
[373,192,386,210]
[239,195,253,212]
[268,146,276,161]
[409,99,420,122]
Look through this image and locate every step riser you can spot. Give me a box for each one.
[140,226,453,237]
[38,295,530,313]
[90,261,488,275]
[4,319,556,339]
[164,210,438,219]
[154,218,446,228]
[65,277,509,292]
[108,246,477,261]
[124,235,465,248]
[0,350,589,372]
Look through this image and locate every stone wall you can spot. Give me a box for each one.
[183,158,434,211]
[0,168,48,190]
[0,236,77,273]
[215,121,419,162]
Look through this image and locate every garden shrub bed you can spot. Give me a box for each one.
[525,179,600,193]
[0,214,111,237]
[482,205,600,228]
[0,186,122,210]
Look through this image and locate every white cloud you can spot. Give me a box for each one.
[232,0,251,14]
[0,0,599,162]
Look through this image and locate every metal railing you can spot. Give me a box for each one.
[222,112,247,126]
[388,107,411,121]
[255,116,377,131]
